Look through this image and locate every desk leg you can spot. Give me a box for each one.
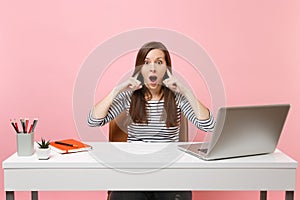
[31,191,38,200]
[6,191,14,200]
[286,191,294,200]
[260,191,267,200]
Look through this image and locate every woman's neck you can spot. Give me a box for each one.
[147,86,163,101]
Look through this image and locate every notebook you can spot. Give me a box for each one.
[178,104,290,160]
[50,139,92,154]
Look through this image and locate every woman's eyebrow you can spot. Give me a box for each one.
[145,57,164,60]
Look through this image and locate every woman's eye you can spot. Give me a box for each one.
[144,61,149,65]
[157,60,163,65]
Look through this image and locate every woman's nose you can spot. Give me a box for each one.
[149,63,156,72]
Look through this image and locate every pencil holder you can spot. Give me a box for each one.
[16,132,34,156]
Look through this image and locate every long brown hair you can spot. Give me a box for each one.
[129,41,178,127]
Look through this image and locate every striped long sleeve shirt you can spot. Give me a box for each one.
[88,91,215,143]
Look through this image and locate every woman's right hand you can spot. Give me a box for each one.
[93,72,142,119]
[115,72,142,93]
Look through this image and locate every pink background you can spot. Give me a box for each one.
[1,0,299,200]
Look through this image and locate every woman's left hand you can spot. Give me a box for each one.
[163,69,184,93]
[163,69,210,120]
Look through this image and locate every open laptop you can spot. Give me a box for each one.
[178,104,290,160]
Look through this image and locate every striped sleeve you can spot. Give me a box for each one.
[177,93,215,132]
[87,91,130,127]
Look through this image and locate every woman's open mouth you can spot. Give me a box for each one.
[149,75,157,83]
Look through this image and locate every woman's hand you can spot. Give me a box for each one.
[93,72,142,119]
[163,68,210,120]
[115,72,142,93]
[162,69,184,93]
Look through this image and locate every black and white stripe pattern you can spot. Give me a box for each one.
[88,91,215,142]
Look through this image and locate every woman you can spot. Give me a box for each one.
[88,41,214,200]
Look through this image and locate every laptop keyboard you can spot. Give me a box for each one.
[198,148,208,154]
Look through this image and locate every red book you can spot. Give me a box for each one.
[50,139,92,154]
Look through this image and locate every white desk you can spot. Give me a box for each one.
[2,142,298,200]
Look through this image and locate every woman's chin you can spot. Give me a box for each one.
[146,83,161,90]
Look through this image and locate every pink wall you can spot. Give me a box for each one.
[1,1,299,200]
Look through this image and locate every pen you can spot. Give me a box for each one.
[10,119,19,133]
[28,124,33,133]
[31,118,38,132]
[20,118,26,133]
[14,120,20,133]
[54,141,78,147]
[25,118,29,133]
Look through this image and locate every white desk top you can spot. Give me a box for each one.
[2,142,297,169]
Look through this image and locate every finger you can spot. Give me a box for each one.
[128,78,135,88]
[164,78,178,90]
[133,70,141,79]
[166,68,173,78]
[130,77,141,86]
[129,78,142,89]
[129,84,142,91]
[163,79,170,87]
[164,80,173,88]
